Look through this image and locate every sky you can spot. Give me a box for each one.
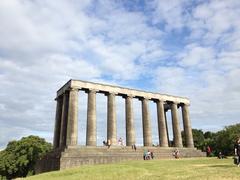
[0,0,240,148]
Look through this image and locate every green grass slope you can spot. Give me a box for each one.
[27,158,239,180]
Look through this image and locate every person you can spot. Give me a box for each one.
[150,151,154,159]
[147,150,151,160]
[121,139,124,148]
[173,149,180,159]
[218,151,223,159]
[118,137,122,146]
[132,144,137,151]
[143,149,150,160]
[143,149,147,160]
[206,146,211,157]
[234,137,240,167]
[107,139,111,149]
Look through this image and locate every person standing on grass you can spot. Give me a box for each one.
[234,137,240,167]
[206,146,211,157]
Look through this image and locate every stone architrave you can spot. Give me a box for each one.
[156,100,168,147]
[53,96,63,149]
[66,88,79,146]
[107,92,117,145]
[182,104,194,148]
[125,95,135,146]
[141,98,152,146]
[171,102,183,147]
[86,89,97,146]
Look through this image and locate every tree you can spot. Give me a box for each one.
[204,131,215,139]
[0,136,52,179]
[182,129,205,150]
[211,123,240,156]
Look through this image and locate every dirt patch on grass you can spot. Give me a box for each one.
[193,164,209,167]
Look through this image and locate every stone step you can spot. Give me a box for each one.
[61,147,205,159]
[35,147,205,173]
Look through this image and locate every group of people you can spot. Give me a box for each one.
[101,137,240,166]
[143,149,154,160]
[103,137,138,151]
[205,137,240,167]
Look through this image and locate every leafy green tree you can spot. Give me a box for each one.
[211,123,240,156]
[204,131,215,139]
[0,136,52,179]
[182,129,205,150]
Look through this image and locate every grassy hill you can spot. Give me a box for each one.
[26,157,239,180]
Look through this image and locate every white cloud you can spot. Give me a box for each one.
[178,44,216,69]
[151,0,189,31]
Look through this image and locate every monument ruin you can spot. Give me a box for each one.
[35,79,204,173]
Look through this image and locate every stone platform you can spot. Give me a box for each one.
[35,146,205,174]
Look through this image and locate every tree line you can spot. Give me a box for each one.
[183,123,240,156]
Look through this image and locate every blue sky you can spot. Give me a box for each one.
[0,0,240,148]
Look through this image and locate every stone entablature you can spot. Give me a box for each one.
[53,79,194,151]
[57,79,190,105]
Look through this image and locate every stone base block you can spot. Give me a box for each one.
[35,146,205,174]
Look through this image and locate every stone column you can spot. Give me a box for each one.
[182,104,194,148]
[164,110,170,146]
[125,95,135,146]
[171,102,183,147]
[59,92,69,149]
[107,92,117,145]
[141,98,152,146]
[86,89,97,146]
[66,88,79,146]
[53,96,63,149]
[156,100,168,147]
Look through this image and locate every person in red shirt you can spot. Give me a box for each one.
[206,146,211,157]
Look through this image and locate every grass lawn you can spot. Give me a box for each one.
[26,157,239,180]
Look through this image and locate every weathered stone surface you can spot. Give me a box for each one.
[171,102,183,148]
[141,98,152,146]
[125,96,135,146]
[53,96,63,149]
[57,80,190,104]
[156,100,168,147]
[66,88,78,146]
[59,92,69,149]
[107,93,117,145]
[35,147,205,174]
[182,104,194,148]
[86,90,97,146]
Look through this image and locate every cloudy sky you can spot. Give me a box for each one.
[0,0,240,148]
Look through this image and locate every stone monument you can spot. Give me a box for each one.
[35,79,204,173]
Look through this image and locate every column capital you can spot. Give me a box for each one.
[168,101,180,105]
[69,87,79,92]
[86,89,98,93]
[154,99,165,103]
[180,102,190,107]
[122,94,134,99]
[105,91,117,96]
[64,88,78,94]
[139,97,150,101]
